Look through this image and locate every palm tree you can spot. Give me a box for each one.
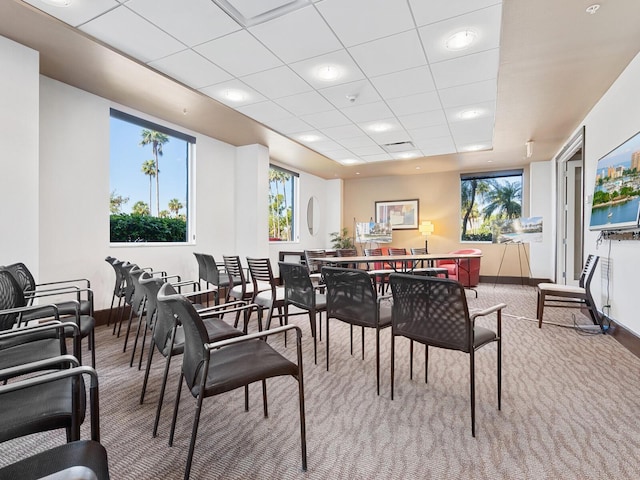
[168,198,183,217]
[279,171,292,240]
[461,179,490,238]
[141,159,157,214]
[110,190,129,214]
[132,201,150,216]
[140,130,169,216]
[482,180,522,220]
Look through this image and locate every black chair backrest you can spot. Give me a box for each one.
[304,250,326,274]
[128,267,147,314]
[580,255,599,288]
[3,262,36,296]
[388,248,407,255]
[246,258,276,298]
[0,270,24,330]
[336,248,357,257]
[138,271,161,329]
[364,248,383,257]
[323,267,379,327]
[145,276,181,357]
[193,253,207,284]
[223,255,247,289]
[202,254,224,285]
[110,260,126,297]
[158,282,208,391]
[121,263,137,305]
[389,273,472,353]
[279,262,314,309]
[410,248,427,255]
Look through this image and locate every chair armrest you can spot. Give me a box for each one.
[0,303,61,320]
[0,354,79,380]
[206,323,300,350]
[470,303,507,321]
[0,320,79,339]
[36,277,91,289]
[172,280,200,291]
[157,274,182,283]
[182,288,217,299]
[26,288,93,305]
[197,300,249,317]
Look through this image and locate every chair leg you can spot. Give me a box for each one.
[409,339,413,380]
[169,372,184,446]
[361,326,365,360]
[129,311,145,367]
[349,325,353,355]
[326,318,330,372]
[537,291,544,328]
[425,345,429,384]
[90,329,96,369]
[262,380,268,417]
[113,296,123,335]
[140,342,155,404]
[107,294,116,327]
[308,310,317,365]
[154,351,174,438]
[376,327,380,395]
[470,351,476,437]
[184,393,204,480]
[138,321,149,370]
[390,334,395,400]
[497,339,502,411]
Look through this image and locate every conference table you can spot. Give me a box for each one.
[313,253,481,274]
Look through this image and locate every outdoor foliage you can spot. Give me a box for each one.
[110,214,186,242]
[460,176,522,241]
[269,168,293,241]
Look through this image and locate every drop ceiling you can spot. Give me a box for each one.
[3,0,640,179]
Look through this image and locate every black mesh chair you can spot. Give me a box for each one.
[364,248,394,293]
[303,249,326,284]
[0,363,109,480]
[104,256,123,327]
[279,262,326,364]
[536,254,602,330]
[322,266,392,395]
[0,354,90,444]
[201,253,231,305]
[141,279,246,438]
[389,273,505,437]
[157,283,307,480]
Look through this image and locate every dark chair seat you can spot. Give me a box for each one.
[194,339,298,397]
[0,337,63,374]
[0,440,110,480]
[0,375,86,443]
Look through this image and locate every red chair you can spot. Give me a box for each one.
[436,249,482,287]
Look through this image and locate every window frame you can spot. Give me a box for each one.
[460,169,524,243]
[268,164,299,243]
[109,108,196,246]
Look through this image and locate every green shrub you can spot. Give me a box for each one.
[461,232,493,242]
[110,214,187,243]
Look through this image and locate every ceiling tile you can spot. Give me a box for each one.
[148,49,232,89]
[316,0,415,47]
[438,79,496,108]
[430,49,499,89]
[237,100,292,123]
[337,136,378,149]
[315,147,353,158]
[275,91,335,116]
[370,66,436,99]
[419,5,502,63]
[348,145,386,156]
[80,6,185,63]
[349,30,427,78]
[409,0,500,26]
[126,0,241,47]
[266,116,314,135]
[408,124,451,141]
[318,80,381,109]
[342,101,394,124]
[413,136,457,156]
[386,91,442,116]
[366,129,412,146]
[249,6,342,63]
[299,109,351,129]
[361,153,394,163]
[449,117,494,144]
[398,110,447,130]
[22,0,119,27]
[320,125,367,141]
[290,49,365,89]
[199,79,266,107]
[241,66,312,99]
[194,30,283,77]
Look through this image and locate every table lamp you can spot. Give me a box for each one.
[419,220,434,253]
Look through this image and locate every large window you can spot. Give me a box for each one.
[269,165,297,242]
[109,109,194,243]
[460,170,523,242]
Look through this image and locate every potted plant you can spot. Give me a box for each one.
[329,228,355,249]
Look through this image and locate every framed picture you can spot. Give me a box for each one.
[375,199,419,230]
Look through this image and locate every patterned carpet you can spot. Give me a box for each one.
[2,284,640,479]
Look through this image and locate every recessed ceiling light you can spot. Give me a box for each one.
[396,152,418,159]
[222,89,245,102]
[415,166,421,170]
[445,30,477,51]
[585,4,600,14]
[42,0,72,5]
[462,144,487,152]
[458,108,485,120]
[299,134,320,142]
[315,65,342,82]
[368,123,392,133]
[341,158,362,165]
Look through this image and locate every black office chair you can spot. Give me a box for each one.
[0,362,109,479]
[389,273,505,437]
[201,253,231,305]
[279,261,326,364]
[246,257,285,331]
[322,266,392,395]
[157,283,307,480]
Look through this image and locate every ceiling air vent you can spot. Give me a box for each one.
[381,141,415,153]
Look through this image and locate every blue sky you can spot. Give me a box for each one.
[597,131,640,170]
[110,116,188,215]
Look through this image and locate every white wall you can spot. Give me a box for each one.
[1,48,339,311]
[0,37,39,274]
[529,161,554,279]
[573,51,640,335]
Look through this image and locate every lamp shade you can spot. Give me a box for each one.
[419,220,434,236]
